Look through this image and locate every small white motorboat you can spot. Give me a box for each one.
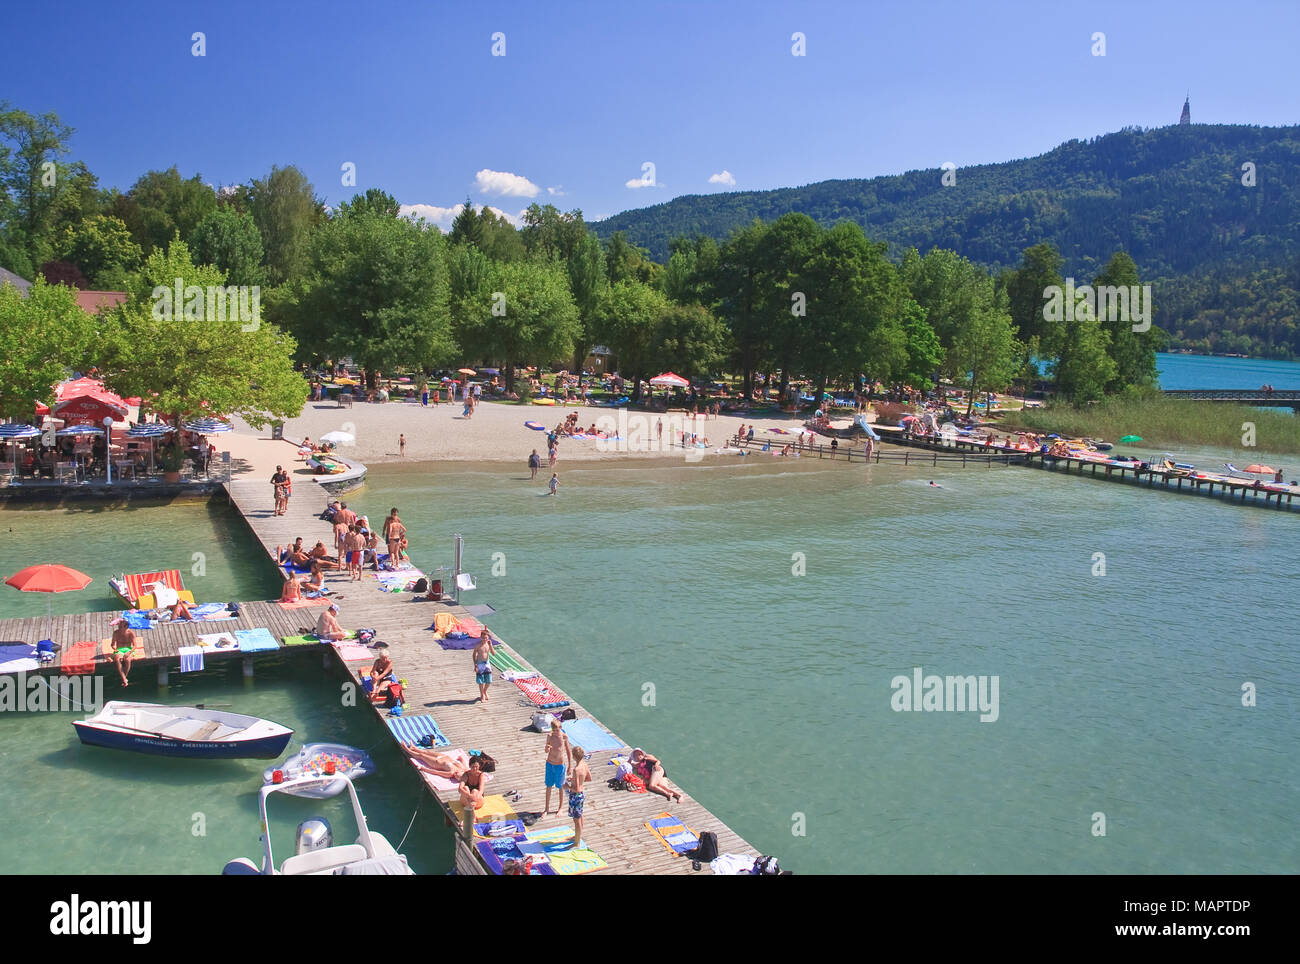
[73,702,293,759]
[222,774,413,875]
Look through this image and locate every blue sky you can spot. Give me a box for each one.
[3,0,1296,229]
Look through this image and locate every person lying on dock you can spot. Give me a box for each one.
[309,542,340,569]
[315,603,347,641]
[169,598,194,621]
[111,622,137,687]
[628,748,681,802]
[402,743,467,780]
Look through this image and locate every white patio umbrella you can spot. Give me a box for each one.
[0,423,41,475]
[319,430,355,446]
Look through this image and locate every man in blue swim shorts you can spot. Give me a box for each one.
[544,718,570,815]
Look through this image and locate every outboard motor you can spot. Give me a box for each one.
[295,818,333,855]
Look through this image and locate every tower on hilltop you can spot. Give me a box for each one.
[1179,95,1190,125]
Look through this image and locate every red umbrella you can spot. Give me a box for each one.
[6,564,93,642]
[6,564,92,593]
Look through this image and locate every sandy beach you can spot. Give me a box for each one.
[223,398,820,478]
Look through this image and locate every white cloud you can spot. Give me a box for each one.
[625,178,659,189]
[474,168,540,197]
[708,170,736,187]
[400,203,465,230]
[399,202,526,231]
[547,186,565,196]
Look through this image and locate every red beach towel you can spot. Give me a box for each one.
[513,675,570,708]
[62,640,98,675]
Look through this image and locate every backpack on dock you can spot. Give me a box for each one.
[690,831,719,863]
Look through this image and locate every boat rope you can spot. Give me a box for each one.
[34,676,96,710]
[396,800,421,851]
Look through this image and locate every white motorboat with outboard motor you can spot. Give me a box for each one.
[222,774,412,875]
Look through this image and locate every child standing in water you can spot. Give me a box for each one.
[548,473,559,496]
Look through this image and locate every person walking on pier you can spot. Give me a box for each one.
[271,465,289,516]
[545,718,571,815]
[473,630,495,703]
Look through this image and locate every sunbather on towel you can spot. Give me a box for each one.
[403,744,466,780]
[458,756,486,811]
[170,599,194,621]
[111,622,137,687]
[278,575,302,603]
[303,561,326,593]
[315,604,347,641]
[629,747,681,802]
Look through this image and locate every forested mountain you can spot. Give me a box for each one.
[595,125,1300,358]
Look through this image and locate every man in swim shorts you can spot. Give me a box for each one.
[544,718,570,815]
[111,622,137,686]
[568,745,590,842]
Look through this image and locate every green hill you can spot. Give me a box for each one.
[594,124,1300,358]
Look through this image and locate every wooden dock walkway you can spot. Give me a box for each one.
[216,473,758,875]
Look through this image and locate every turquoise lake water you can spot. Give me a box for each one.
[2,351,1298,875]
[1155,352,1300,391]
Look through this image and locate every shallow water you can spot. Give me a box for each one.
[2,451,1297,875]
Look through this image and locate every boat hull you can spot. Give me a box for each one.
[73,721,293,759]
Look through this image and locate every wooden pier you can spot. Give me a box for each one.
[0,467,759,875]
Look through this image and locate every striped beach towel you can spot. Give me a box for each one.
[387,714,449,747]
[645,812,700,856]
[489,647,530,674]
[523,826,608,875]
[513,675,570,708]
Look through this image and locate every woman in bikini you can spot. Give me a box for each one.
[303,560,325,594]
[404,743,467,780]
[458,756,486,811]
[278,575,303,603]
[629,748,681,802]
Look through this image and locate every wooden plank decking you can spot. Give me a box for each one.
[220,473,757,874]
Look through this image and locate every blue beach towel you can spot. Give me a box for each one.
[387,714,449,747]
[562,718,626,753]
[123,611,154,630]
[189,602,228,616]
[234,628,279,653]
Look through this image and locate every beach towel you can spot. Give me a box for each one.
[436,634,479,651]
[489,648,531,674]
[475,835,558,875]
[61,640,99,675]
[645,812,700,856]
[234,628,279,653]
[178,646,204,673]
[195,632,237,649]
[431,612,457,634]
[0,643,40,673]
[523,826,607,875]
[449,794,517,832]
[121,611,153,630]
[386,714,449,748]
[283,630,357,647]
[455,616,484,638]
[276,597,330,610]
[98,638,144,660]
[562,718,625,753]
[333,640,373,662]
[513,675,570,708]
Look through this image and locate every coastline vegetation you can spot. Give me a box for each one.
[1004,396,1300,456]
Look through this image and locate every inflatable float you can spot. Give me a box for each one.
[531,398,556,406]
[262,742,375,799]
[524,421,546,431]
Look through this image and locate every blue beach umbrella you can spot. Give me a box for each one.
[56,425,103,436]
[0,423,41,473]
[127,423,175,474]
[183,418,233,434]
